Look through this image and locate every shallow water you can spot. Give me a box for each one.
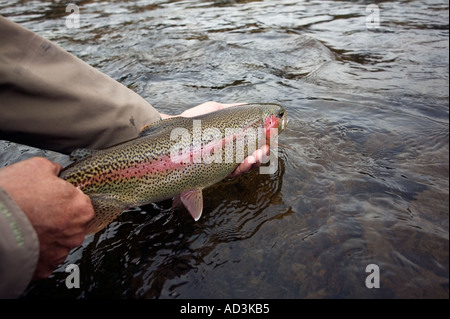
[1,0,448,298]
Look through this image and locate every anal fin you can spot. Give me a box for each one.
[180,189,203,221]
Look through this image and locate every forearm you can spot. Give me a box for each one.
[0,16,161,154]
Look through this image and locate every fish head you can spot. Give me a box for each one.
[261,103,288,137]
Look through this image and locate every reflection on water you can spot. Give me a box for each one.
[1,0,448,298]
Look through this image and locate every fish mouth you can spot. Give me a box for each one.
[276,108,288,132]
[281,115,288,131]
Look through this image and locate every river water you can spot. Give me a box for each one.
[0,0,448,298]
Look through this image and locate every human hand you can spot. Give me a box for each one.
[0,157,94,279]
[161,101,269,178]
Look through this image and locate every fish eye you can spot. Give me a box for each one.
[278,111,285,118]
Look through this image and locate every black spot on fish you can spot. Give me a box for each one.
[129,116,136,129]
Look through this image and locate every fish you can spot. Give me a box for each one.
[59,103,287,234]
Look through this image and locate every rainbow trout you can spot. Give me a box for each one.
[59,103,287,233]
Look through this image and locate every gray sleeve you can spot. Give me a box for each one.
[0,15,161,154]
[0,187,39,299]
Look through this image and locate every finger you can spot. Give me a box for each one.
[51,162,63,174]
[34,245,70,279]
[58,231,86,249]
[228,166,241,179]
[260,144,270,156]
[228,144,270,178]
[75,188,95,223]
[228,157,254,178]
[254,145,270,164]
[33,266,54,280]
[49,183,94,237]
[63,183,95,224]
[237,155,256,172]
[245,154,256,164]
[51,250,70,268]
[252,149,263,164]
[249,145,269,166]
[29,157,62,175]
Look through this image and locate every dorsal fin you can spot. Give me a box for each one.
[139,117,189,137]
[70,148,97,161]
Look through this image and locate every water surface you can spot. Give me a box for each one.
[0,0,448,298]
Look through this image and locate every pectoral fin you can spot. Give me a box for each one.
[86,194,127,234]
[139,123,158,136]
[180,189,203,221]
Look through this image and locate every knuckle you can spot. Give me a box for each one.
[60,231,85,249]
[80,196,95,221]
[30,156,50,165]
[32,157,61,172]
[69,189,94,219]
